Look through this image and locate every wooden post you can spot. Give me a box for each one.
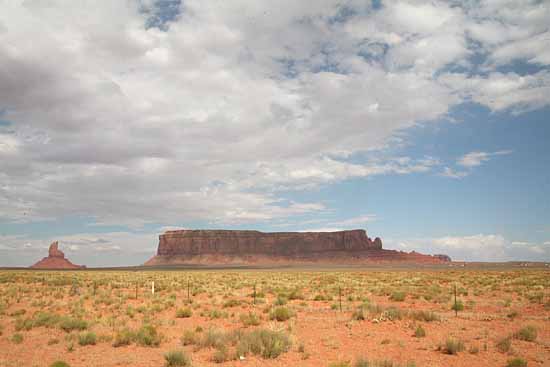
[454,284,458,317]
[152,281,155,295]
[187,278,190,303]
[135,282,138,299]
[253,283,256,305]
[339,286,342,312]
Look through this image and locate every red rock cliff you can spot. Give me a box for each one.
[156,229,381,256]
[145,229,449,266]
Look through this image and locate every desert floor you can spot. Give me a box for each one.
[0,268,548,367]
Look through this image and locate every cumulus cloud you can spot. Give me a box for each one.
[386,234,550,262]
[0,1,546,226]
[442,150,512,178]
[0,1,548,264]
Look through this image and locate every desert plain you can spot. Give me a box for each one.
[0,267,548,367]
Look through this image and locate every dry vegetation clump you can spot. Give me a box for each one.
[269,306,293,321]
[439,338,465,355]
[175,307,193,318]
[164,350,192,367]
[50,362,70,367]
[506,357,527,367]
[513,325,537,342]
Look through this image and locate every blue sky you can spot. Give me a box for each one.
[0,0,549,266]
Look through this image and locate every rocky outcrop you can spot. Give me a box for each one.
[434,254,452,262]
[145,229,450,266]
[31,241,86,269]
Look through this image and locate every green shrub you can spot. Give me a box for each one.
[288,289,305,300]
[329,362,351,367]
[514,326,537,342]
[14,317,34,331]
[506,357,527,367]
[59,317,88,332]
[270,307,292,321]
[507,311,519,319]
[113,328,134,347]
[11,333,23,344]
[441,338,465,355]
[383,307,404,321]
[50,362,70,367]
[274,296,288,306]
[496,336,512,353]
[351,307,365,321]
[181,329,198,346]
[34,312,62,328]
[240,329,291,359]
[10,309,26,317]
[78,332,97,346]
[212,345,229,363]
[176,307,193,318]
[410,310,440,322]
[414,326,426,338]
[240,312,261,326]
[451,300,464,312]
[135,324,161,347]
[223,299,241,308]
[208,309,226,319]
[390,291,406,302]
[200,328,227,349]
[164,350,191,367]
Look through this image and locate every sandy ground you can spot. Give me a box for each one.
[0,269,548,367]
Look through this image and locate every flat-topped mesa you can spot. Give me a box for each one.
[156,229,382,257]
[144,229,450,266]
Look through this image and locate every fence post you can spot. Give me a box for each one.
[339,286,342,312]
[187,278,190,303]
[253,283,256,305]
[152,281,155,295]
[454,284,458,317]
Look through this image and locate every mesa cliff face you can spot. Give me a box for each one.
[145,229,449,266]
[31,241,86,269]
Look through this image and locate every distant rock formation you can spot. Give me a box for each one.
[31,241,85,269]
[145,229,450,266]
[434,254,452,262]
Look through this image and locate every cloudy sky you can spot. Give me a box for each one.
[1,0,549,266]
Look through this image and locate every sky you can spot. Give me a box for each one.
[0,0,549,267]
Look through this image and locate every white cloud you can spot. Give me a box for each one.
[330,214,377,227]
[440,71,550,113]
[298,227,343,233]
[0,0,546,232]
[386,234,550,262]
[441,167,469,179]
[458,150,512,168]
[442,150,512,178]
